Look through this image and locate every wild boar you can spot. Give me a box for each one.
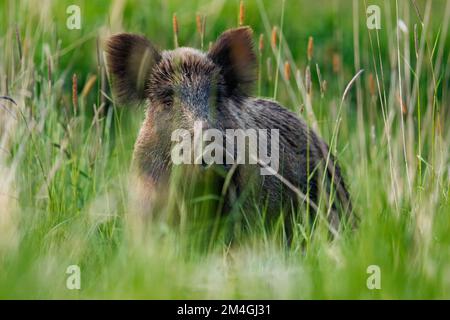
[105,27,355,235]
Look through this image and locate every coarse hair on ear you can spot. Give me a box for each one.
[105,33,161,104]
[208,27,257,96]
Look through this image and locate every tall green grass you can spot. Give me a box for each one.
[0,0,449,299]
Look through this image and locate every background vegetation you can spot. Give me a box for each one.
[0,0,449,298]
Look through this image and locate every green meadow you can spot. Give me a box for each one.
[0,0,449,299]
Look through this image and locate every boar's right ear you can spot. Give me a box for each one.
[105,33,161,104]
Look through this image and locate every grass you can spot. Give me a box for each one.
[0,0,449,299]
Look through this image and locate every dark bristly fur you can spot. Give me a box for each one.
[105,27,355,235]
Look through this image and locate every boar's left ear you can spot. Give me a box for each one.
[105,33,161,104]
[208,27,257,96]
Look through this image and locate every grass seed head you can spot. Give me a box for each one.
[332,52,341,73]
[305,65,311,95]
[239,1,245,26]
[271,26,278,49]
[196,13,202,36]
[284,61,291,81]
[307,36,314,61]
[368,73,376,97]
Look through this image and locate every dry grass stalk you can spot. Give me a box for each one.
[196,14,202,35]
[15,24,22,61]
[414,24,419,59]
[315,63,324,95]
[266,57,272,82]
[341,69,364,103]
[296,68,305,112]
[259,34,264,53]
[411,0,424,25]
[72,74,78,114]
[397,91,407,115]
[47,57,52,84]
[271,26,278,49]
[196,13,206,49]
[322,80,327,94]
